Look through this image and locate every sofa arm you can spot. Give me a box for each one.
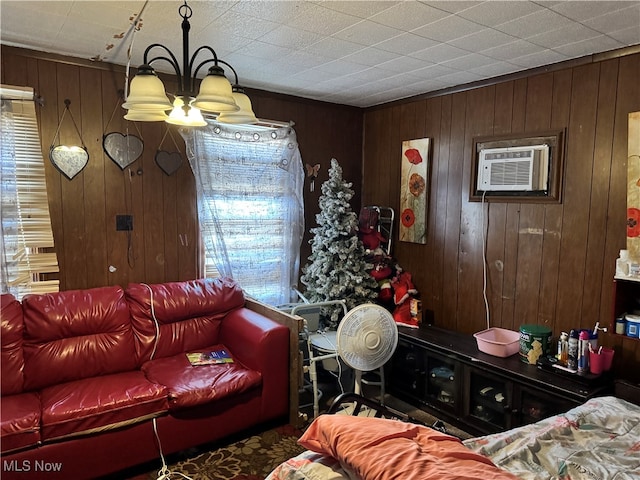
[219,308,289,421]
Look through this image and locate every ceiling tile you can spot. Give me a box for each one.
[583,4,640,35]
[441,52,500,71]
[287,3,361,36]
[316,1,400,19]
[554,35,625,57]
[547,1,635,21]
[207,9,281,40]
[369,2,450,30]
[495,9,574,38]
[608,25,640,45]
[448,29,519,52]
[468,61,520,78]
[259,25,325,49]
[508,48,570,68]
[1,0,637,108]
[229,1,316,23]
[412,13,486,42]
[527,23,605,50]
[332,19,404,45]
[377,54,436,73]
[481,39,546,61]
[375,32,439,55]
[411,43,471,63]
[423,2,484,15]
[304,36,364,59]
[456,1,544,27]
[342,47,401,67]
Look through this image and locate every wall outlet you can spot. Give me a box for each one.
[116,215,133,231]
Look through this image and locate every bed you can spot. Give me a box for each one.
[266,393,640,480]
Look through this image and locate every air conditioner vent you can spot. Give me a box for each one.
[477,144,549,192]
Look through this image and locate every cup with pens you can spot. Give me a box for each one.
[589,344,614,375]
[585,321,614,375]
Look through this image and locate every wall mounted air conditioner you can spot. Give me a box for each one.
[476,144,550,192]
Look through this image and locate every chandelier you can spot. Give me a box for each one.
[122,1,257,126]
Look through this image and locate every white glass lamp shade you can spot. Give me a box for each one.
[122,66,173,112]
[217,90,258,124]
[166,97,207,127]
[192,66,239,113]
[124,109,169,122]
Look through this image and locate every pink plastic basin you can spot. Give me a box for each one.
[473,327,520,358]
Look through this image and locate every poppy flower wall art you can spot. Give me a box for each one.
[400,138,431,244]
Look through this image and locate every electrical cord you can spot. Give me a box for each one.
[316,330,346,396]
[141,286,193,480]
[142,283,160,361]
[152,418,193,480]
[481,190,490,330]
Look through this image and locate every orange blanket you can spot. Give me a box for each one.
[298,415,519,480]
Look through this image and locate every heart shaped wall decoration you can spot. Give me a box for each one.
[103,132,144,170]
[49,145,89,180]
[155,150,183,176]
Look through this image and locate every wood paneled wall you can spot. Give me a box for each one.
[3,44,639,377]
[1,46,363,294]
[363,52,640,378]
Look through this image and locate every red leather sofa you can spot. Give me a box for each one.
[0,277,291,479]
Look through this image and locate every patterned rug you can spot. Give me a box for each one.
[130,425,305,480]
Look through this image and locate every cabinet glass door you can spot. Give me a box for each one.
[424,352,459,413]
[516,386,576,425]
[467,368,511,431]
[389,340,425,402]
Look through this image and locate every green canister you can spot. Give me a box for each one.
[519,324,552,364]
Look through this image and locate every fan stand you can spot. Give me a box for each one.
[353,368,385,398]
[337,303,398,407]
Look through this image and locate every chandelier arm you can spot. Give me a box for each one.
[216,60,240,86]
[191,58,219,84]
[143,44,184,92]
[188,46,222,88]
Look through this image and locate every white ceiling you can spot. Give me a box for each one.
[1,1,639,107]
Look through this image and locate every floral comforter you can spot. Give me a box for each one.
[267,396,640,480]
[266,450,356,480]
[463,396,640,479]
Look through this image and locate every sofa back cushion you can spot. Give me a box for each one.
[22,286,137,391]
[126,277,245,363]
[1,294,25,395]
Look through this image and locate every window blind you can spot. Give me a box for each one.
[1,85,59,298]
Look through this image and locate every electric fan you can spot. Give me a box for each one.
[336,303,398,394]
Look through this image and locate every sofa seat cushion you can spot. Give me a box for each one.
[142,344,262,410]
[1,393,40,453]
[39,371,168,442]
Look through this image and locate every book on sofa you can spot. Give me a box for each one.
[187,349,234,366]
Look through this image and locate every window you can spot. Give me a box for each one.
[1,85,59,298]
[183,124,304,306]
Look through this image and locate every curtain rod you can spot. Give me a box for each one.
[1,84,44,106]
[1,84,34,101]
[205,115,294,130]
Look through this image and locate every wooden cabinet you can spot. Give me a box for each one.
[388,326,613,436]
[612,277,640,340]
[390,341,461,415]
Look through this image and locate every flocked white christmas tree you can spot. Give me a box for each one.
[300,158,378,328]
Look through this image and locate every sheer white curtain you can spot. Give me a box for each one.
[182,122,304,306]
